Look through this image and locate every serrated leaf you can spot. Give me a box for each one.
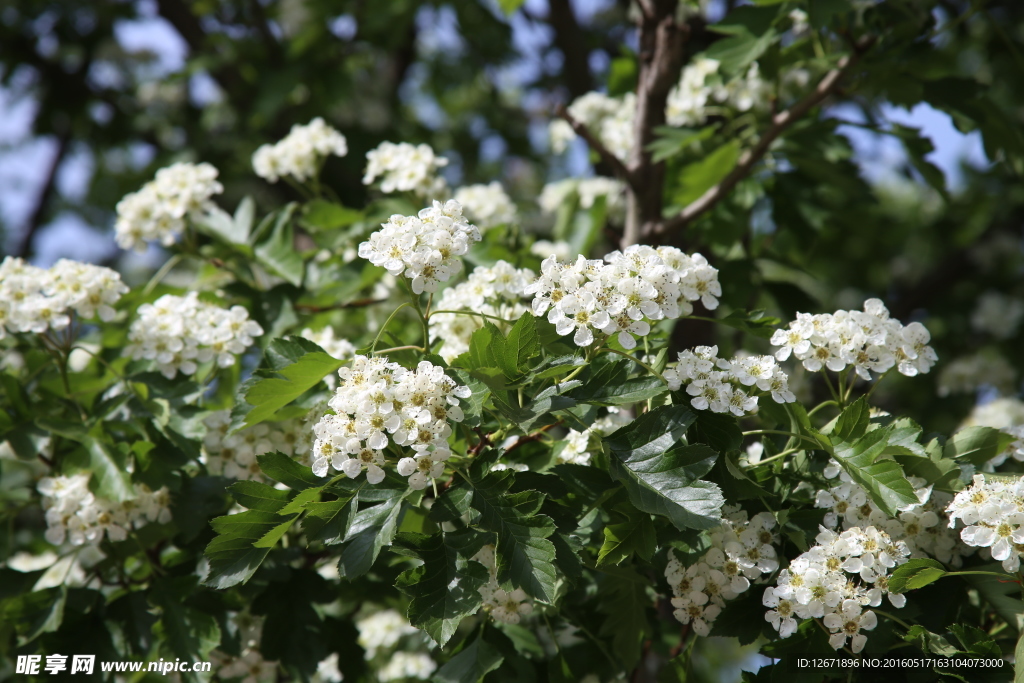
[303,496,356,544]
[944,426,1013,467]
[233,337,344,430]
[672,140,741,208]
[829,421,918,516]
[152,582,221,660]
[339,491,406,578]
[302,199,363,230]
[255,203,304,285]
[433,633,504,682]
[949,624,1000,657]
[277,486,322,516]
[228,480,291,512]
[394,531,489,647]
[1,586,66,645]
[257,451,328,491]
[888,558,946,593]
[204,510,287,588]
[596,569,650,669]
[500,314,540,378]
[77,437,135,503]
[605,406,723,530]
[470,471,559,601]
[598,509,656,566]
[573,375,666,407]
[822,396,870,442]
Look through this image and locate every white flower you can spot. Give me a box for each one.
[124,293,263,379]
[252,117,348,183]
[453,182,516,228]
[115,162,222,251]
[763,587,799,638]
[363,141,448,197]
[355,609,418,658]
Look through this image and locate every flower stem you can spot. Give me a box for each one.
[371,302,413,355]
[741,430,821,449]
[426,309,513,324]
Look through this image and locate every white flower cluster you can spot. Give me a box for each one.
[355,609,435,680]
[356,609,420,659]
[311,355,471,488]
[816,462,968,567]
[203,411,310,481]
[0,257,128,337]
[938,350,1016,397]
[114,162,222,251]
[764,525,910,652]
[473,545,534,624]
[558,408,632,466]
[664,346,795,417]
[38,474,171,546]
[538,177,626,219]
[124,293,264,379]
[211,614,278,683]
[971,290,1024,339]
[667,508,780,636]
[453,181,517,228]
[530,240,573,262]
[363,141,448,197]
[666,58,769,127]
[549,92,636,160]
[429,260,534,360]
[771,298,938,379]
[358,199,482,295]
[300,326,356,361]
[526,245,721,350]
[252,117,348,183]
[947,474,1024,573]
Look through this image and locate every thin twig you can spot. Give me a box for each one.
[652,35,876,237]
[556,105,635,188]
[295,298,388,313]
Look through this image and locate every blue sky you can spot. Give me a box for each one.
[0,0,990,265]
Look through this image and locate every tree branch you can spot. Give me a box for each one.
[547,0,594,100]
[557,105,635,187]
[652,35,876,238]
[623,1,687,247]
[15,129,71,258]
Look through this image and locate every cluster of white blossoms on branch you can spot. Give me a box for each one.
[429,260,534,360]
[358,199,482,295]
[453,181,517,228]
[771,298,938,379]
[0,257,128,337]
[311,355,470,488]
[363,141,448,197]
[667,508,781,636]
[526,245,721,350]
[114,162,223,251]
[764,525,910,652]
[38,474,171,547]
[550,58,768,160]
[946,474,1024,573]
[203,411,311,481]
[938,350,1016,397]
[557,407,632,466]
[664,345,796,417]
[666,58,768,127]
[252,117,348,183]
[124,292,264,379]
[538,177,626,219]
[356,609,435,680]
[816,463,969,567]
[473,545,534,624]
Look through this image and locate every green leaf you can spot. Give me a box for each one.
[496,0,525,15]
[573,375,666,407]
[672,140,742,208]
[432,634,505,683]
[648,125,718,163]
[1015,630,1024,683]
[197,197,254,245]
[708,309,782,340]
[228,480,291,512]
[1,586,66,645]
[598,508,657,566]
[257,451,328,490]
[233,337,344,430]
[944,426,1013,467]
[605,406,724,530]
[596,569,650,669]
[949,624,1001,657]
[821,396,870,442]
[687,410,743,453]
[152,580,221,660]
[254,203,304,286]
[302,199,363,230]
[66,437,134,503]
[470,471,559,602]
[888,558,947,593]
[964,563,1024,632]
[203,510,286,588]
[303,496,356,544]
[339,491,406,578]
[829,425,918,516]
[706,6,779,74]
[394,531,490,647]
